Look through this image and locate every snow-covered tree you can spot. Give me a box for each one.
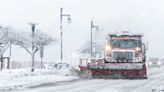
[0,26,55,71]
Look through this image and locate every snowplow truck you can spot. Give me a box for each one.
[79,32,148,79]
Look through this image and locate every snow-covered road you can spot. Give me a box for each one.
[10,66,164,92]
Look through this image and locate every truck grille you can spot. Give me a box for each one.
[112,51,134,62]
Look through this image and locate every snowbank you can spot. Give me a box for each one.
[0,68,78,91]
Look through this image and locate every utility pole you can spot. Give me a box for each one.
[60,7,71,62]
[29,23,38,72]
[90,19,99,58]
[40,38,44,69]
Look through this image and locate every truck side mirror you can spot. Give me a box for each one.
[145,42,148,51]
[142,43,148,52]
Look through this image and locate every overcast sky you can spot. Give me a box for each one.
[1,0,164,62]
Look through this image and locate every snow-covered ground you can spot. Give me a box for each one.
[0,68,78,92]
[1,66,164,92]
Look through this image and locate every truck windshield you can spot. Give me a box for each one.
[111,39,141,48]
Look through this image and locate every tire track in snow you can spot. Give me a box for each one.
[122,67,164,92]
[63,80,122,92]
[46,79,121,92]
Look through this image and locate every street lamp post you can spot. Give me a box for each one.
[29,23,38,72]
[40,45,44,69]
[91,20,99,58]
[60,8,71,62]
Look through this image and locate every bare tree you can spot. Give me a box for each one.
[79,41,104,58]
[79,29,105,58]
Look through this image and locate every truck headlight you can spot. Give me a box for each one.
[157,62,161,65]
[135,47,141,52]
[105,45,112,52]
[149,62,152,65]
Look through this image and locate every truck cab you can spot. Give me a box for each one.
[105,32,147,63]
[79,31,148,79]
